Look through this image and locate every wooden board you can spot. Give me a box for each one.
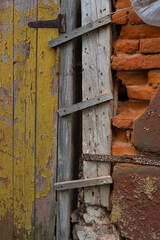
[35,1,59,239]
[58,92,113,117]
[13,0,37,239]
[57,0,81,239]
[0,1,13,239]
[55,176,112,191]
[82,0,112,208]
[48,14,111,47]
[0,1,59,239]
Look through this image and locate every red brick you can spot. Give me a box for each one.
[131,131,134,145]
[128,9,144,24]
[112,11,127,25]
[112,101,148,129]
[116,72,147,86]
[111,163,160,240]
[120,25,160,39]
[127,86,158,101]
[148,71,160,86]
[112,144,137,155]
[140,38,160,54]
[116,0,131,9]
[112,54,160,71]
[112,129,128,144]
[114,40,139,54]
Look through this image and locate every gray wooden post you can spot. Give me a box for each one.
[57,0,81,239]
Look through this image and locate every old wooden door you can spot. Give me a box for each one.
[0,0,59,239]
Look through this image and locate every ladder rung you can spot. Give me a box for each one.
[54,176,112,191]
[58,92,113,117]
[48,15,111,47]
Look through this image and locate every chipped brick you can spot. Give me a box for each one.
[120,25,160,39]
[128,9,144,24]
[127,86,158,101]
[114,40,139,54]
[112,101,148,129]
[116,0,131,9]
[140,38,160,54]
[116,72,147,86]
[112,11,128,25]
[148,71,160,86]
[112,54,160,71]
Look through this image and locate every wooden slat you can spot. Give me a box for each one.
[0,1,13,239]
[82,0,113,208]
[48,15,111,47]
[13,0,37,239]
[83,154,160,166]
[55,176,112,191]
[57,0,81,239]
[35,1,59,239]
[58,92,113,116]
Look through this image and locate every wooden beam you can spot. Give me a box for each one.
[57,0,81,239]
[48,15,111,47]
[83,154,160,167]
[55,176,112,191]
[58,92,113,117]
[82,0,113,208]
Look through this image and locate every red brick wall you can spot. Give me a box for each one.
[111,0,160,155]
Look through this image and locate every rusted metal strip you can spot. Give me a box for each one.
[83,154,160,167]
[28,14,66,32]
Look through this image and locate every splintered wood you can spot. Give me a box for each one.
[82,0,112,208]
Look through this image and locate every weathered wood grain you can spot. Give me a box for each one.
[58,92,113,117]
[35,1,59,239]
[82,0,113,208]
[0,1,13,239]
[55,176,112,191]
[13,1,37,239]
[48,15,111,47]
[57,0,81,239]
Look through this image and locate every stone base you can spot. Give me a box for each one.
[72,205,121,240]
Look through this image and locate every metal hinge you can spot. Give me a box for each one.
[28,14,66,33]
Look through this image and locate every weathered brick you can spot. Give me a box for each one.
[113,130,128,143]
[112,144,136,155]
[120,25,160,39]
[112,54,160,70]
[111,163,160,240]
[148,71,160,86]
[130,131,134,145]
[112,101,148,129]
[114,40,139,54]
[128,9,144,24]
[116,0,131,9]
[127,86,158,100]
[116,72,147,86]
[140,38,160,53]
[112,11,127,25]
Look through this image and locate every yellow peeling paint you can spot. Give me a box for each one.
[13,3,37,237]
[0,3,13,230]
[36,0,59,199]
[1,0,59,237]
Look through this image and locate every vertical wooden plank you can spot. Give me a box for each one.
[57,0,81,239]
[0,1,13,239]
[35,1,59,239]
[13,0,37,238]
[82,0,112,207]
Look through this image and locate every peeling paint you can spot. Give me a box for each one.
[0,0,59,238]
